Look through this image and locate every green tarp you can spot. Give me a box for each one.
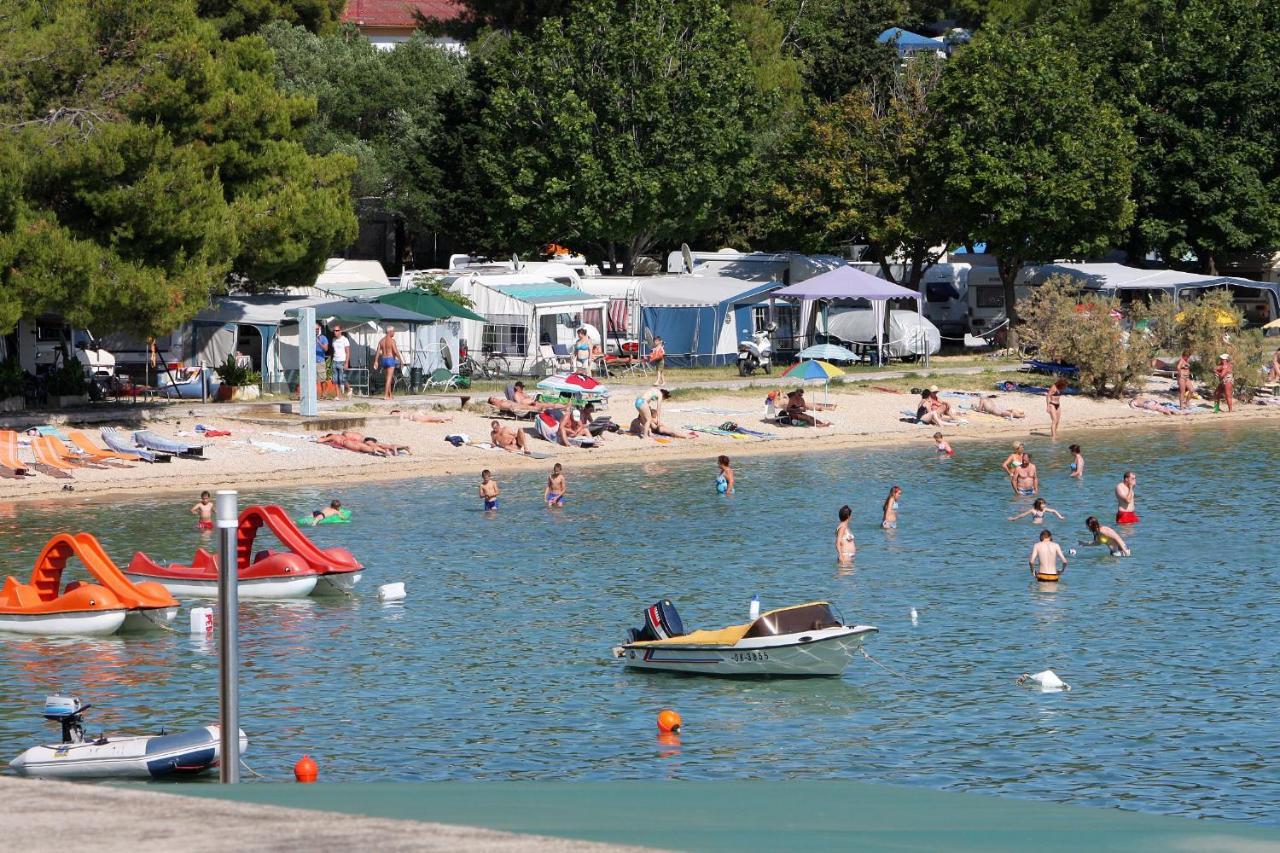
[377,290,487,323]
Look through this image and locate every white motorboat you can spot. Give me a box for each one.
[613,600,877,677]
[9,696,248,780]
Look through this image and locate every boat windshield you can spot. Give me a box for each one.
[743,603,841,638]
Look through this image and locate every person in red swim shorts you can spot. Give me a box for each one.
[190,490,214,530]
[1114,471,1139,524]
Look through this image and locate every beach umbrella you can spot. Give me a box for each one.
[1262,317,1280,330]
[781,359,845,381]
[1174,308,1238,327]
[796,343,860,363]
[537,372,610,397]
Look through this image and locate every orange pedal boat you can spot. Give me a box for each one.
[0,533,179,636]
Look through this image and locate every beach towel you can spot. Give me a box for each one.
[195,424,231,437]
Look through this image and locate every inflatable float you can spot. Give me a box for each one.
[10,696,246,780]
[0,534,178,636]
[294,508,352,526]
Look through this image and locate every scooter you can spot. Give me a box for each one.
[737,324,775,376]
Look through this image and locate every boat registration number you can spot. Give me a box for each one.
[732,651,769,662]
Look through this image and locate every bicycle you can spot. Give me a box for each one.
[460,350,511,380]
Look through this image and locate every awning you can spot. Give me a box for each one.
[377,290,488,322]
[288,300,438,324]
[773,266,922,301]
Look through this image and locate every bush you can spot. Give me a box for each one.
[44,358,88,397]
[213,356,261,388]
[1172,289,1266,396]
[0,359,25,399]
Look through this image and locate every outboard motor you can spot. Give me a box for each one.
[626,599,685,642]
[43,695,90,744]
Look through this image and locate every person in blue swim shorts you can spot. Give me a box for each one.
[1011,452,1039,496]
[479,469,499,512]
[544,463,566,507]
[375,326,403,400]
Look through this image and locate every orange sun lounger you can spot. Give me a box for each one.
[30,436,78,472]
[0,430,30,475]
[68,430,136,464]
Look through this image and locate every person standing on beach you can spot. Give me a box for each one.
[314,323,329,391]
[650,336,666,386]
[1212,354,1234,412]
[1029,529,1067,579]
[836,505,856,564]
[376,326,403,401]
[1045,378,1067,439]
[1115,471,1139,524]
[716,455,734,495]
[1012,453,1039,496]
[190,490,214,530]
[1085,516,1130,556]
[330,325,351,398]
[573,328,592,374]
[881,486,902,529]
[479,469,500,512]
[1069,444,1084,479]
[544,463,566,507]
[1176,349,1193,409]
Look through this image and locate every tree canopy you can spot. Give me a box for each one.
[197,0,346,38]
[0,0,355,337]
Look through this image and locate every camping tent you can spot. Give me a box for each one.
[189,293,334,390]
[312,258,397,300]
[772,265,926,365]
[288,300,448,383]
[825,310,941,359]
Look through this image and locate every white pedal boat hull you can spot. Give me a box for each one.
[314,570,362,595]
[9,725,248,780]
[617,625,877,677]
[0,610,127,637]
[124,573,318,600]
[121,606,179,632]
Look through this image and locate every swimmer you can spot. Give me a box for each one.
[716,455,734,495]
[1011,452,1039,496]
[1002,442,1025,478]
[1009,498,1064,524]
[479,469,499,512]
[1115,471,1139,524]
[881,486,902,529]
[1029,529,1067,580]
[932,432,954,456]
[1084,515,1131,556]
[310,499,343,526]
[836,504,856,564]
[544,463,566,507]
[1068,444,1084,479]
[190,490,214,530]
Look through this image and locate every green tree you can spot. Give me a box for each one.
[0,0,356,336]
[468,0,764,273]
[923,29,1135,342]
[770,0,904,101]
[198,0,346,38]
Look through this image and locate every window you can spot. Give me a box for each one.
[754,304,799,344]
[481,316,529,356]
[976,287,1004,308]
[925,282,960,303]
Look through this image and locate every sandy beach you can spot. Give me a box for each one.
[3,381,1278,505]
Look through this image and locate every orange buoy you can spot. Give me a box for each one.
[657,709,682,733]
[294,754,318,783]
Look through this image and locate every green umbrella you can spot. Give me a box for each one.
[377,290,487,323]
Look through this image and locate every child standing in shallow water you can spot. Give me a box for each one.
[1069,444,1084,479]
[716,455,734,495]
[544,463,566,507]
[190,491,214,530]
[881,486,902,529]
[933,432,954,456]
[479,469,499,512]
[836,505,856,564]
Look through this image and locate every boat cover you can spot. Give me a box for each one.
[134,430,203,457]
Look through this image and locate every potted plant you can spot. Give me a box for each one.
[214,356,261,401]
[0,359,25,412]
[45,358,90,408]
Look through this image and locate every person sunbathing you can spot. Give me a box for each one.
[1129,396,1191,415]
[915,390,957,426]
[975,396,1026,419]
[785,390,831,427]
[318,432,410,456]
[392,409,453,423]
[490,420,532,453]
[628,416,695,439]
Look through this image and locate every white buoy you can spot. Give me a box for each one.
[1017,669,1070,692]
[910,607,918,626]
[189,607,214,634]
[378,582,407,601]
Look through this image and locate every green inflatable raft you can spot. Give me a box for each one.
[295,508,352,526]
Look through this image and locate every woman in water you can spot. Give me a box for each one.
[1002,442,1025,486]
[881,486,902,529]
[1068,444,1084,479]
[836,505,856,564]
[716,455,734,495]
[1009,498,1064,524]
[1175,349,1193,409]
[1213,353,1234,412]
[1045,378,1068,440]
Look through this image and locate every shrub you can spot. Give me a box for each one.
[0,359,25,399]
[44,358,88,397]
[1172,289,1266,396]
[213,356,261,388]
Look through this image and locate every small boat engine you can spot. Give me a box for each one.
[43,695,93,744]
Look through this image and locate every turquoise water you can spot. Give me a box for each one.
[0,420,1276,825]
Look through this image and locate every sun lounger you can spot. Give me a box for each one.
[30,436,77,472]
[101,428,169,463]
[0,430,31,475]
[133,429,204,458]
[69,430,137,464]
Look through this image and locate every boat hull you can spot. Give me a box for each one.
[9,726,248,780]
[123,573,318,600]
[618,626,877,677]
[314,571,362,595]
[121,606,179,632]
[0,609,127,637]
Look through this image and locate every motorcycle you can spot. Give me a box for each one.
[737,324,775,376]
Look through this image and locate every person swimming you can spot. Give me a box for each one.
[479,469,499,512]
[544,463,566,507]
[716,455,734,495]
[310,499,343,526]
[1069,444,1084,479]
[1084,515,1130,556]
[836,505,856,564]
[881,486,902,529]
[1009,498,1064,524]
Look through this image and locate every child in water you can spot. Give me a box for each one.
[544,463,566,507]
[836,505,855,564]
[1009,498,1065,524]
[716,455,734,495]
[881,486,902,529]
[190,491,214,530]
[1069,444,1084,479]
[932,432,954,456]
[1084,515,1131,556]
[309,499,343,525]
[479,469,499,512]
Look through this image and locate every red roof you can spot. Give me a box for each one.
[341,0,462,28]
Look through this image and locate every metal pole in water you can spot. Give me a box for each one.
[216,489,240,783]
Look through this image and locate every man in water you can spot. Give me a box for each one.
[1085,516,1130,556]
[1012,452,1039,496]
[490,420,531,454]
[1115,471,1139,524]
[1029,529,1067,579]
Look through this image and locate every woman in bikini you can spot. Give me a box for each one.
[1175,349,1193,409]
[1002,442,1025,485]
[1045,378,1067,440]
[1009,498,1064,524]
[1213,353,1234,412]
[835,505,856,564]
[573,328,592,374]
[881,486,902,529]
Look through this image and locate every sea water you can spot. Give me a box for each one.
[0,419,1276,824]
